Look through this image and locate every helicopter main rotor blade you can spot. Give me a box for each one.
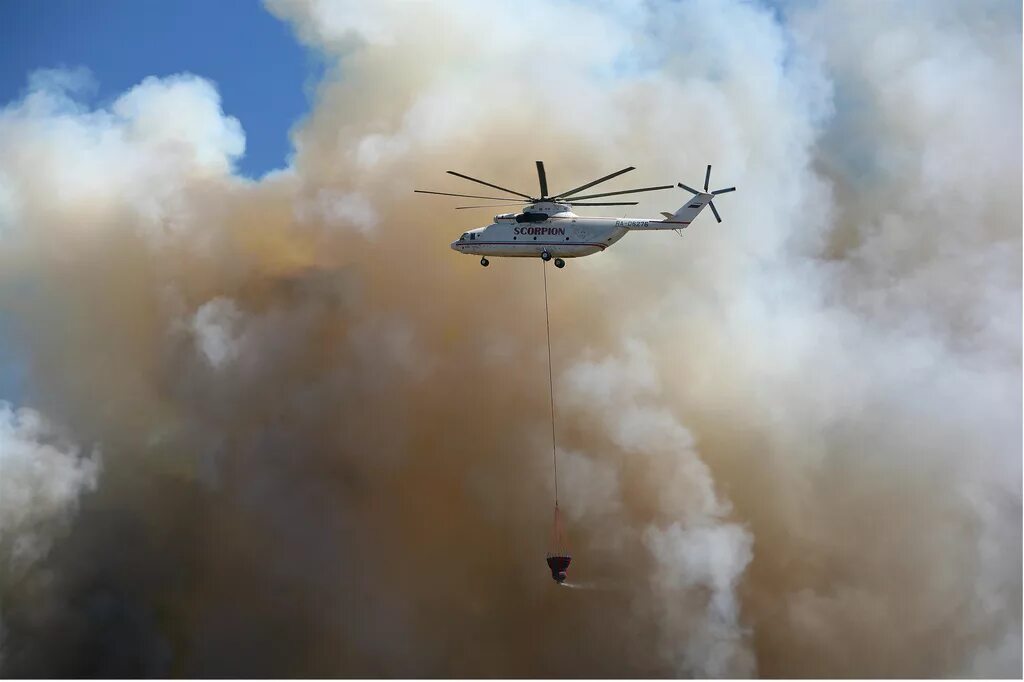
[564,184,674,201]
[678,182,703,195]
[536,161,549,198]
[712,187,736,195]
[446,170,534,200]
[555,166,635,199]
[454,203,530,209]
[709,201,722,223]
[415,189,527,201]
[704,165,712,191]
[568,201,639,206]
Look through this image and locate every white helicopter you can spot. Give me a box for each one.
[416,161,735,267]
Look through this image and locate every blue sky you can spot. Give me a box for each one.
[0,0,318,402]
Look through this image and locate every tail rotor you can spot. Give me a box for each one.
[680,165,736,224]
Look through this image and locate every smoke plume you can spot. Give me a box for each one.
[0,0,1019,676]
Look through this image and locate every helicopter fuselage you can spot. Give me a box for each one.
[450,203,651,260]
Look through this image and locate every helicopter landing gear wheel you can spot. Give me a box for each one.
[480,257,489,267]
[554,258,565,269]
[541,251,552,262]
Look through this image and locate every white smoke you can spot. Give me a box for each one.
[561,338,755,676]
[0,69,244,248]
[191,298,246,369]
[0,403,99,572]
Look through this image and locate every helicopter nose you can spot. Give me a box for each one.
[450,240,459,251]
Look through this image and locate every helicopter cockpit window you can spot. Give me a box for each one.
[461,233,468,241]
[515,212,548,223]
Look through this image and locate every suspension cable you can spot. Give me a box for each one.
[542,260,558,506]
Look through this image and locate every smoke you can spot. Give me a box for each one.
[0,0,1019,676]
[0,403,99,572]
[0,402,99,667]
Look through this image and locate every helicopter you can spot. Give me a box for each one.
[415,161,735,267]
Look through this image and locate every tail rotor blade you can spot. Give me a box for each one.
[712,187,736,195]
[709,201,722,223]
[678,182,702,195]
[704,165,712,192]
[536,161,549,198]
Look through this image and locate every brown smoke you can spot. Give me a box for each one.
[0,0,1019,677]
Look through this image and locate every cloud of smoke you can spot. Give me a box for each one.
[0,0,1019,676]
[0,402,99,668]
[0,403,99,572]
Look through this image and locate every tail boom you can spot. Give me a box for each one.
[627,193,713,230]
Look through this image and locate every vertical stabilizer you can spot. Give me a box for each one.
[662,192,712,227]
